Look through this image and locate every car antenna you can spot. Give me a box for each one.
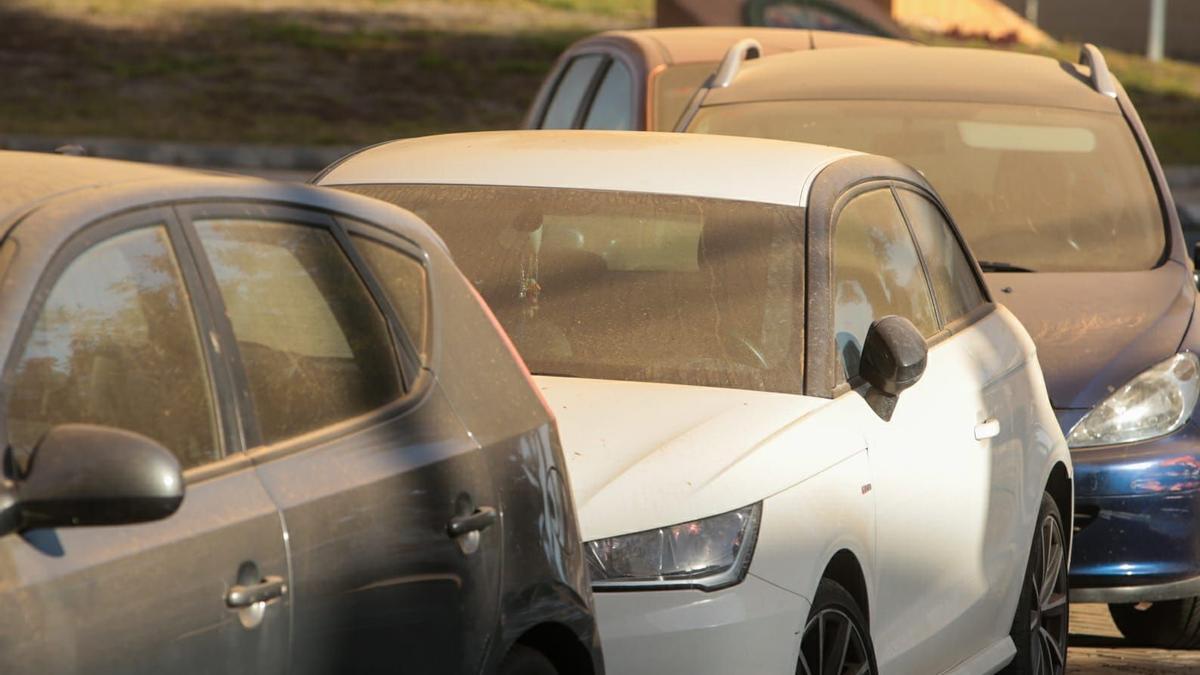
[672,38,762,132]
[1078,43,1117,98]
[808,28,816,50]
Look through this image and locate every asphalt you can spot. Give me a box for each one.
[1069,603,1200,672]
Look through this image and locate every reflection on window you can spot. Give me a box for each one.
[542,54,604,129]
[898,190,985,324]
[7,227,218,468]
[584,60,634,130]
[353,235,429,357]
[196,219,399,444]
[340,185,806,395]
[833,189,937,379]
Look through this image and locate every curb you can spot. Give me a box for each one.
[0,134,358,172]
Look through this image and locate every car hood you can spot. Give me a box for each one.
[533,376,843,541]
[986,262,1194,410]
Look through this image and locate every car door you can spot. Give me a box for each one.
[0,209,289,674]
[828,186,998,674]
[179,204,501,674]
[896,187,1029,659]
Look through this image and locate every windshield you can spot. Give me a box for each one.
[652,62,718,131]
[691,100,1166,272]
[344,184,806,394]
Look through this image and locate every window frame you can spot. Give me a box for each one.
[827,183,940,387]
[0,206,237,481]
[174,202,422,457]
[536,48,640,131]
[804,156,1000,399]
[893,184,992,338]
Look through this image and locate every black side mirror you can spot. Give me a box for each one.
[0,424,184,536]
[859,315,928,421]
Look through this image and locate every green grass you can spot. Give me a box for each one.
[0,0,1195,164]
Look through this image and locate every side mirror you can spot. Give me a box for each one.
[0,424,184,536]
[859,315,928,421]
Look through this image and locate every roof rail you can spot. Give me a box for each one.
[712,38,763,89]
[672,39,762,132]
[1079,43,1118,98]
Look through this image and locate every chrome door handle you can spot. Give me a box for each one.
[975,418,1001,441]
[447,506,497,537]
[226,576,287,608]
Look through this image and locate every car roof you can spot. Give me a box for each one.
[316,130,865,207]
[0,150,450,256]
[703,45,1118,113]
[0,151,202,224]
[591,27,904,65]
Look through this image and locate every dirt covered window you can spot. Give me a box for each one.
[344,185,806,395]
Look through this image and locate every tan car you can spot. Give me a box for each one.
[523,27,903,133]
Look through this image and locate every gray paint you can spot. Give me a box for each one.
[0,153,600,673]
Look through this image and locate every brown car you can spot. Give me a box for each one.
[523,27,903,134]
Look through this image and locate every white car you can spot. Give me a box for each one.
[316,131,1074,675]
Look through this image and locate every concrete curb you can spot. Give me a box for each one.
[0,134,358,171]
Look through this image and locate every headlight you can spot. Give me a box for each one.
[584,503,760,591]
[1068,353,1200,448]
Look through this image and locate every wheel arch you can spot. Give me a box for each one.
[510,622,596,675]
[821,548,871,623]
[1046,461,1073,556]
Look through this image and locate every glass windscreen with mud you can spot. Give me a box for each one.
[346,185,806,394]
[691,100,1165,273]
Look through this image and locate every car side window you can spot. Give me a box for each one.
[352,235,429,359]
[6,226,219,468]
[194,219,401,445]
[541,54,605,129]
[833,188,939,380]
[897,190,986,325]
[583,59,634,130]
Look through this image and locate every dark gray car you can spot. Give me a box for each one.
[0,152,601,674]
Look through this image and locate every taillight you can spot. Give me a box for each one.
[463,278,555,421]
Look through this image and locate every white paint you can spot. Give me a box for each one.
[316,130,859,207]
[538,306,1071,675]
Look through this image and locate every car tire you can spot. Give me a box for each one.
[799,579,878,675]
[1109,597,1200,648]
[499,644,558,675]
[1002,492,1069,675]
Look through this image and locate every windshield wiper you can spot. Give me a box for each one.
[977,260,1037,273]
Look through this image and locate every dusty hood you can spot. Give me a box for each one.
[534,376,842,541]
[986,262,1194,410]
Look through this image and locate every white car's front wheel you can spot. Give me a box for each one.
[1004,492,1069,675]
[799,579,877,675]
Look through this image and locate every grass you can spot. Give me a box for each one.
[0,0,1195,164]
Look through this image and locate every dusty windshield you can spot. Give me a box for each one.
[691,100,1166,272]
[345,184,806,394]
[652,62,718,131]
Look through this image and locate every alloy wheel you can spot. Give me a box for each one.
[798,607,873,675]
[1027,512,1069,674]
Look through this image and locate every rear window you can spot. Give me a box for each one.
[341,185,806,394]
[692,100,1166,273]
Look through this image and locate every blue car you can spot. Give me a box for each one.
[658,41,1200,648]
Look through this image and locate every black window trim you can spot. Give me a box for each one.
[174,201,419,458]
[0,206,237,482]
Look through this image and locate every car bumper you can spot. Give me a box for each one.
[593,573,809,674]
[1064,413,1200,602]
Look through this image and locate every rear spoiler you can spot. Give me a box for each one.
[672,39,762,133]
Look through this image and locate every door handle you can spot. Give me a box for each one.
[975,418,1001,441]
[447,506,497,537]
[226,576,287,608]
